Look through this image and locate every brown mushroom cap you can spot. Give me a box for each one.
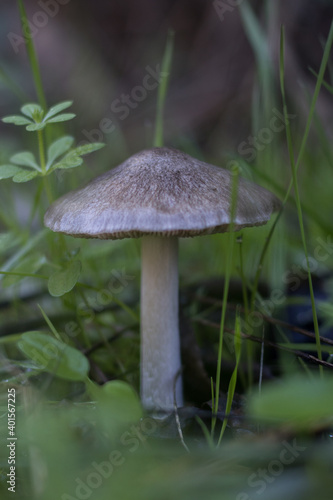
[44,147,281,239]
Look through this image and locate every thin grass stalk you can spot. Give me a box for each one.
[279,26,323,373]
[250,20,333,313]
[154,30,174,147]
[217,309,242,446]
[17,0,47,111]
[211,166,239,436]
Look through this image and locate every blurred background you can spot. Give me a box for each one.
[1,0,332,164]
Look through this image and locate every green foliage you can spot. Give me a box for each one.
[217,310,242,445]
[11,151,40,170]
[87,379,143,428]
[17,331,90,381]
[0,232,20,254]
[212,166,240,436]
[2,252,46,287]
[46,135,74,168]
[48,260,82,297]
[12,170,39,183]
[248,374,333,428]
[1,101,105,182]
[2,101,75,131]
[101,380,143,419]
[49,142,105,172]
[17,0,47,109]
[154,29,174,147]
[0,164,23,179]
[278,23,333,372]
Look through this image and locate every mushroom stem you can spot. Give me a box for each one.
[140,235,183,411]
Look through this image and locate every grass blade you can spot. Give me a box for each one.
[279,26,323,373]
[250,19,333,313]
[153,30,174,147]
[212,166,240,436]
[38,304,62,342]
[17,0,47,110]
[217,309,242,446]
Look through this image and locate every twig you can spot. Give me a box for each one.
[194,317,333,370]
[193,295,333,347]
[173,370,190,453]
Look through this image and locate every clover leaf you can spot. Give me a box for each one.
[2,100,75,132]
[1,100,105,183]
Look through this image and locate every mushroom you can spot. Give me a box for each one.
[44,147,281,412]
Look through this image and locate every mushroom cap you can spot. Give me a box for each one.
[44,147,281,239]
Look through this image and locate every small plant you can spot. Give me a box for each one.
[0,101,104,185]
[0,99,106,354]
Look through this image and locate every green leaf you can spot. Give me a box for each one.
[87,379,143,426]
[43,101,73,121]
[0,164,25,179]
[2,252,46,287]
[18,331,89,381]
[46,113,76,124]
[10,151,40,170]
[247,375,333,428]
[47,136,74,169]
[13,170,38,183]
[102,381,143,420]
[26,122,46,132]
[21,103,44,120]
[48,260,82,297]
[52,154,83,171]
[51,143,104,172]
[2,115,32,126]
[70,142,105,156]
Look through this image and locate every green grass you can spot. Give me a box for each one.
[17,0,47,110]
[212,165,239,438]
[153,29,174,148]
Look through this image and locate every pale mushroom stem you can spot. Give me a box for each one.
[140,235,183,411]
